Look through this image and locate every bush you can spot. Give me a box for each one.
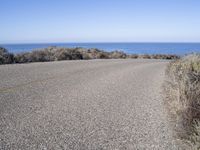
[129,54,139,59]
[14,47,83,63]
[138,54,152,59]
[138,54,180,59]
[0,46,179,65]
[109,51,127,59]
[154,54,179,60]
[86,48,109,59]
[53,48,83,60]
[165,54,200,149]
[0,47,14,64]
[14,52,31,63]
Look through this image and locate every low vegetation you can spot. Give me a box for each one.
[0,46,179,65]
[0,47,14,64]
[164,54,200,149]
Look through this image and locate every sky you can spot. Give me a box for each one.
[0,0,200,43]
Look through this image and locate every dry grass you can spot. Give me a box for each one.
[164,54,200,149]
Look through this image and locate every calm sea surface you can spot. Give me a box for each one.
[1,43,200,55]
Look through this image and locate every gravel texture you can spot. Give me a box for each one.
[0,59,178,149]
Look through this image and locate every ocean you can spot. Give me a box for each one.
[1,43,200,55]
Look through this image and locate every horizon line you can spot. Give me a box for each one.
[1,41,200,45]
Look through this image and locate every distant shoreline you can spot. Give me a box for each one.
[1,42,200,55]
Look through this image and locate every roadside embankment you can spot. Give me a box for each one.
[164,54,200,149]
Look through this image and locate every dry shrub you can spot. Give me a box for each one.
[152,54,177,59]
[140,54,180,59]
[138,54,152,59]
[109,51,127,59]
[129,54,139,59]
[0,47,14,64]
[165,54,200,149]
[14,52,32,63]
[86,48,110,59]
[0,46,179,65]
[15,50,52,63]
[14,47,83,63]
[53,48,83,60]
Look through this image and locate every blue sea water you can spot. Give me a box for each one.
[1,43,200,55]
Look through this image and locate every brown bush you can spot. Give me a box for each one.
[53,48,83,60]
[129,54,139,59]
[85,48,109,59]
[0,46,179,65]
[109,51,127,59]
[138,54,152,59]
[165,54,200,149]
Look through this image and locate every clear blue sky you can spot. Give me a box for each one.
[1,0,200,43]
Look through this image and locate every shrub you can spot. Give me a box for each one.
[109,51,127,59]
[139,54,151,59]
[14,52,31,63]
[0,47,14,64]
[85,48,109,59]
[140,54,180,60]
[29,50,51,62]
[165,54,200,149]
[0,46,179,65]
[14,47,83,63]
[129,54,139,59]
[53,48,83,60]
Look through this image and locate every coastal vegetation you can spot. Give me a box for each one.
[0,46,179,64]
[0,47,14,64]
[165,54,200,149]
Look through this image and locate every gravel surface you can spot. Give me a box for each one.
[0,59,178,149]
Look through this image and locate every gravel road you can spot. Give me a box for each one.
[0,59,178,149]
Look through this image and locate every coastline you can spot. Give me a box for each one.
[1,42,200,55]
